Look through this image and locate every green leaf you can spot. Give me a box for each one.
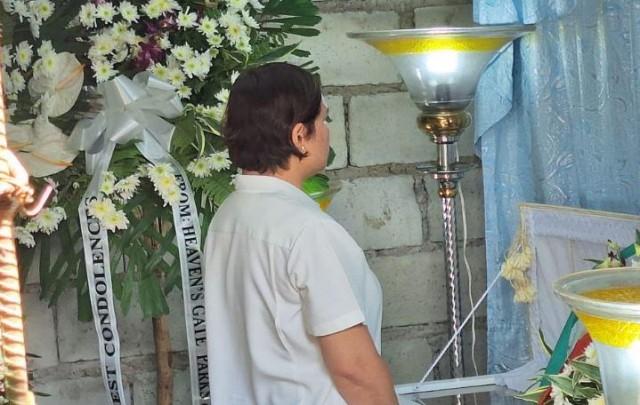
[291,49,311,58]
[138,275,170,318]
[286,28,321,37]
[253,42,300,64]
[538,328,554,356]
[119,269,135,316]
[263,16,322,25]
[570,360,601,384]
[543,312,578,386]
[263,0,319,17]
[514,386,548,403]
[546,375,598,399]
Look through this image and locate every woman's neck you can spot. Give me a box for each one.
[242,169,306,189]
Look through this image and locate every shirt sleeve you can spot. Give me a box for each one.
[287,218,365,337]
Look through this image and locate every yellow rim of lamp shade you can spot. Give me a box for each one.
[368,36,509,55]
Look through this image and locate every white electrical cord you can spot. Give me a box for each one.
[459,184,480,378]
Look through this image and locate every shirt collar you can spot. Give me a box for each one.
[234,175,319,209]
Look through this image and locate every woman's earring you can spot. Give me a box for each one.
[301,147,306,154]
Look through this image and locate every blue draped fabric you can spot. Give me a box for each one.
[474,0,640,375]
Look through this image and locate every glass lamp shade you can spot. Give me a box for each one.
[348,25,534,113]
[554,268,640,404]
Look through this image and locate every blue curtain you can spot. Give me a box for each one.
[474,0,640,375]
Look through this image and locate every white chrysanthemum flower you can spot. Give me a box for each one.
[215,88,230,104]
[92,33,116,56]
[29,17,42,38]
[13,1,30,21]
[2,45,12,68]
[183,52,210,79]
[88,198,117,220]
[119,1,139,22]
[15,226,36,248]
[226,21,248,44]
[206,34,223,48]
[96,2,116,23]
[79,3,97,27]
[122,29,140,46]
[37,40,54,57]
[241,9,259,28]
[2,0,14,13]
[147,163,174,181]
[177,8,197,28]
[3,69,14,94]
[32,207,64,234]
[150,63,169,80]
[39,52,58,76]
[227,0,249,11]
[156,0,179,14]
[115,174,140,202]
[101,209,129,232]
[208,150,231,171]
[235,36,252,53]
[92,60,117,83]
[172,44,193,61]
[10,70,26,93]
[248,0,264,10]
[100,171,117,195]
[142,1,162,18]
[219,11,241,28]
[158,34,171,50]
[230,70,240,84]
[177,85,192,99]
[151,173,180,206]
[30,0,55,21]
[24,221,38,233]
[52,206,67,221]
[15,41,33,71]
[168,68,186,88]
[187,157,212,178]
[198,16,218,37]
[110,22,130,41]
[211,104,225,122]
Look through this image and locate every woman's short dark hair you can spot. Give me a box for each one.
[223,62,322,173]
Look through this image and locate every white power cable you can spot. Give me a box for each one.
[459,184,480,378]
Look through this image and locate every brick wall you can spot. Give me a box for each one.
[20,1,487,403]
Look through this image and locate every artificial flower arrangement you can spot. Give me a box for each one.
[1,0,322,319]
[512,235,640,405]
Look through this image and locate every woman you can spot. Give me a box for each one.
[204,62,397,405]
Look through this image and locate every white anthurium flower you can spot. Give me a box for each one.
[7,116,79,177]
[29,52,83,117]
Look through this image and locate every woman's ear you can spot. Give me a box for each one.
[290,122,308,153]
